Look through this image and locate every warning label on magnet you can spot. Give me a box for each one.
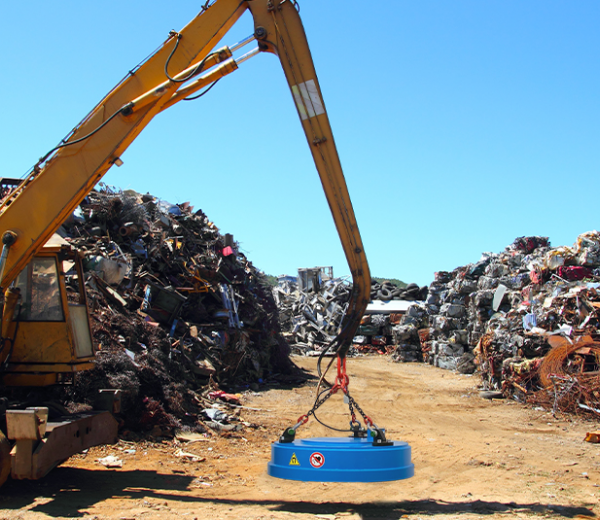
[289,453,300,466]
[309,452,325,468]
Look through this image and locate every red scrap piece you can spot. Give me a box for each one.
[557,266,593,281]
[529,270,543,284]
[208,390,241,404]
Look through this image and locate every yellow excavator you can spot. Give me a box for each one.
[0,0,370,487]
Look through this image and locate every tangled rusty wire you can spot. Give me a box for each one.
[530,337,600,416]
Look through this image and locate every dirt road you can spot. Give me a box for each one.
[1,356,599,520]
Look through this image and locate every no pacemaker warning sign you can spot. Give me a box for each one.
[309,452,325,469]
[289,453,300,466]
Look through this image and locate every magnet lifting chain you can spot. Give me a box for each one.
[279,355,392,446]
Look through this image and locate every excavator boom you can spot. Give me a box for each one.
[0,1,369,367]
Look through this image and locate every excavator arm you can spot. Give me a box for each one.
[0,0,370,357]
[249,1,371,354]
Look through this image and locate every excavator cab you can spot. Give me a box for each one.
[1,236,95,387]
[0,236,118,487]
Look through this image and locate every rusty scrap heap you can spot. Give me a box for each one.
[55,187,293,435]
[413,232,600,417]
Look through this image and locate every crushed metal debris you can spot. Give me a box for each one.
[274,269,427,356]
[407,233,600,418]
[21,186,302,437]
[273,233,600,419]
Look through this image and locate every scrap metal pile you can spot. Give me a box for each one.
[274,274,428,355]
[273,271,352,353]
[354,281,428,357]
[412,232,600,417]
[53,187,294,436]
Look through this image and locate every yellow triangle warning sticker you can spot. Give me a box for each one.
[289,453,300,466]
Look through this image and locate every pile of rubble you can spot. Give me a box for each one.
[406,232,600,417]
[49,186,295,436]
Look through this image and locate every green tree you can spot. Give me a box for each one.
[372,277,407,288]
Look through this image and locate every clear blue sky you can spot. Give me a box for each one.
[1,2,598,286]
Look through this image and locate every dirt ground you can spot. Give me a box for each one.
[1,355,599,520]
